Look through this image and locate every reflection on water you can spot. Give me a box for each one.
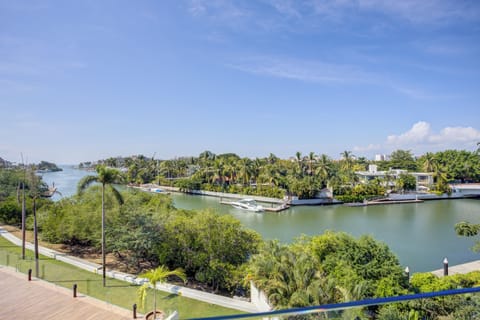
[171,193,480,272]
[41,167,480,272]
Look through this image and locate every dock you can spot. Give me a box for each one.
[345,199,424,207]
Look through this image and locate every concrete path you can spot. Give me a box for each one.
[0,267,135,320]
[431,260,480,277]
[0,226,259,313]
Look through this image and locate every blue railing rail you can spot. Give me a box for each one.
[189,286,480,320]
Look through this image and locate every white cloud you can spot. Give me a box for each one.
[307,0,479,24]
[228,56,376,84]
[266,0,301,18]
[355,121,480,156]
[187,0,249,20]
[387,121,432,145]
[228,56,444,99]
[430,126,480,144]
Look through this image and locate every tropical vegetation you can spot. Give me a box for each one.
[86,148,480,202]
[1,147,480,319]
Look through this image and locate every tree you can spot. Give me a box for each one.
[315,154,332,187]
[396,173,417,192]
[25,167,52,277]
[389,150,417,171]
[77,165,124,286]
[455,221,480,252]
[137,265,186,319]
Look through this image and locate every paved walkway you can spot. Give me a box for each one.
[0,226,259,313]
[431,260,480,277]
[0,267,135,320]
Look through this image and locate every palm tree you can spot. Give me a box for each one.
[77,165,124,287]
[26,167,54,277]
[315,154,332,185]
[237,158,252,186]
[421,152,436,173]
[137,265,186,319]
[307,152,316,176]
[340,150,355,171]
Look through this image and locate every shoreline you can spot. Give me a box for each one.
[131,183,480,207]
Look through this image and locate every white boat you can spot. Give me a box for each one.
[230,199,264,212]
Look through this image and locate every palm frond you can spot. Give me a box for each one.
[137,283,150,309]
[77,175,98,195]
[108,185,124,205]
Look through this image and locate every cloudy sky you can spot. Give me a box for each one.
[1,0,479,164]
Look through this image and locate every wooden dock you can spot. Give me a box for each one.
[0,267,135,320]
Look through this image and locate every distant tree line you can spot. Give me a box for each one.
[86,148,480,201]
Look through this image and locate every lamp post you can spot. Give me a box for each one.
[443,257,449,276]
[404,266,410,282]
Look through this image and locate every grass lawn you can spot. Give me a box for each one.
[0,236,243,319]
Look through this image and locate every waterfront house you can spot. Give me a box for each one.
[356,165,433,191]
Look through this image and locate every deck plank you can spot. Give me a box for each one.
[0,267,135,320]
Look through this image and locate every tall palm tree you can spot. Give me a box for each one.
[315,154,332,186]
[137,265,186,319]
[307,152,316,176]
[77,165,124,287]
[340,150,354,171]
[421,152,436,173]
[26,167,53,277]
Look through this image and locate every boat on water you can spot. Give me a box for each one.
[230,199,265,212]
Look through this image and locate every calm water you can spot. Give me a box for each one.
[43,166,480,272]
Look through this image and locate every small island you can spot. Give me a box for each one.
[36,160,62,172]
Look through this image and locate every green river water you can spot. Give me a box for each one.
[42,166,480,273]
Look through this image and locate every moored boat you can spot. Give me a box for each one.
[230,199,264,212]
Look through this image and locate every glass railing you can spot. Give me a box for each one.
[1,249,479,319]
[0,250,182,318]
[188,287,480,319]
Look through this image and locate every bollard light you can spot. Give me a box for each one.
[404,266,410,281]
[443,257,448,276]
[133,303,137,319]
[28,269,32,281]
[73,283,77,298]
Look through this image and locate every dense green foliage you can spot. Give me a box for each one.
[0,167,50,225]
[377,272,480,320]
[248,233,480,319]
[248,232,408,310]
[90,148,480,201]
[455,221,480,253]
[36,187,261,294]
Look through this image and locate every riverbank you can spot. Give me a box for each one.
[133,184,480,209]
[131,184,286,204]
[132,184,345,208]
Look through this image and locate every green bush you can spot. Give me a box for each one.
[0,196,21,224]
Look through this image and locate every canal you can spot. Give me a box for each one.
[42,166,480,273]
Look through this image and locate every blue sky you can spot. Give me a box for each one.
[1,0,479,164]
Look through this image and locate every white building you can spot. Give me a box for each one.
[374,154,388,161]
[356,165,434,191]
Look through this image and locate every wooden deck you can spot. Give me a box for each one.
[0,267,136,320]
